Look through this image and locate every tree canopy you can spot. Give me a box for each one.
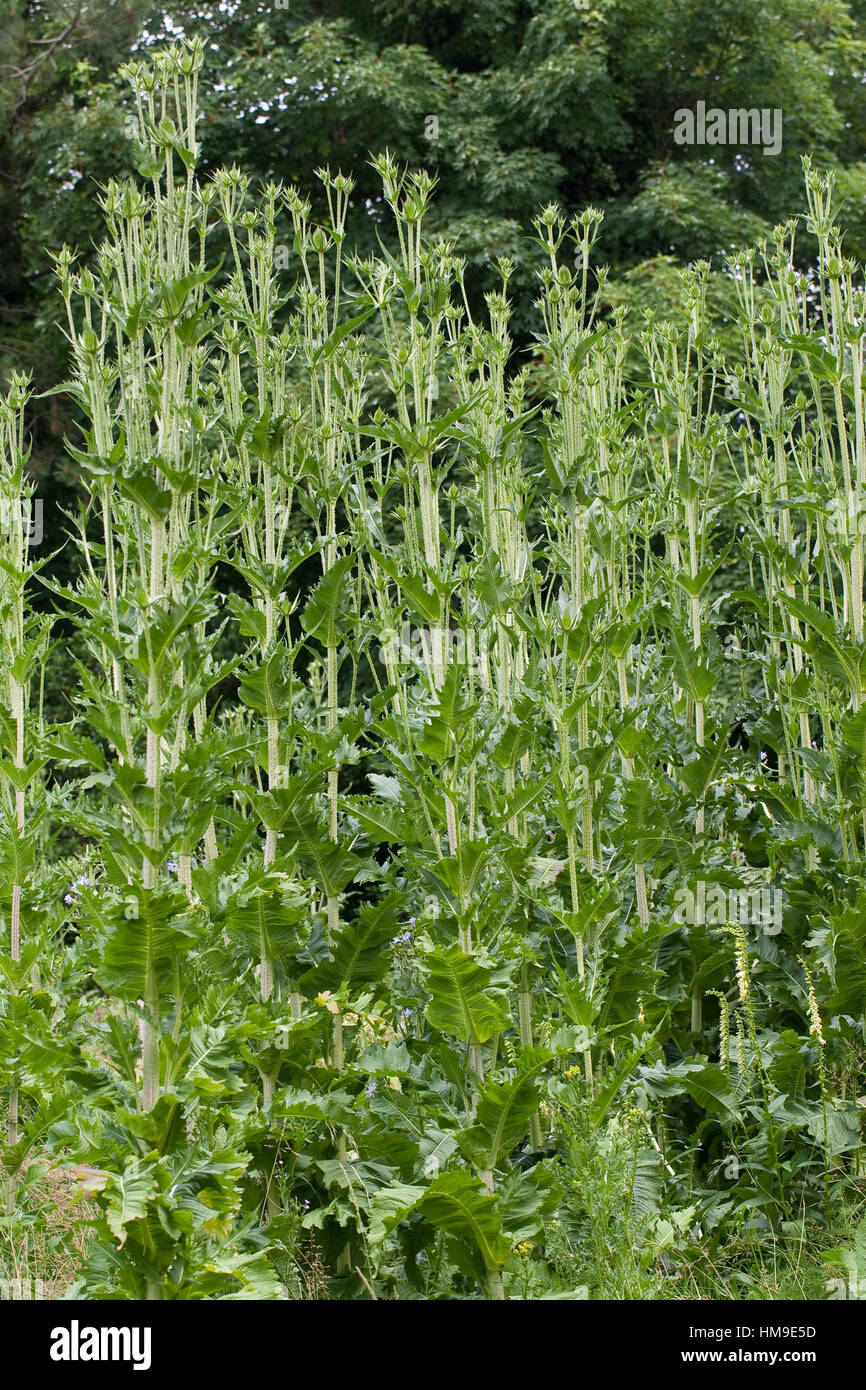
[2,0,866,468]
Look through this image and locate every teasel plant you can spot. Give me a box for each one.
[349,166,502,1007]
[580,314,650,919]
[643,264,724,829]
[223,167,383,1260]
[341,178,562,1273]
[528,205,639,1099]
[641,264,726,1034]
[283,170,367,1082]
[45,42,297,1300]
[727,227,822,857]
[730,166,866,865]
[4,32,860,1292]
[533,212,660,967]
[362,156,474,861]
[211,169,307,1052]
[55,50,242,1276]
[0,376,53,1216]
[450,261,548,1142]
[533,206,606,976]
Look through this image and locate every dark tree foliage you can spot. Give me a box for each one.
[1,0,865,472]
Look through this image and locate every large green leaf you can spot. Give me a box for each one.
[275,1088,357,1128]
[417,663,478,761]
[638,1059,741,1122]
[95,889,204,1000]
[300,555,354,647]
[94,1162,158,1248]
[424,946,510,1044]
[367,1183,427,1248]
[222,886,305,963]
[303,892,403,994]
[237,649,293,718]
[460,1048,552,1170]
[498,1164,561,1244]
[342,795,406,845]
[419,1172,510,1280]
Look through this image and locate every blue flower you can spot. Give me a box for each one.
[365,1081,377,1098]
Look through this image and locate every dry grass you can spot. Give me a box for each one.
[2,1163,97,1300]
[297,1230,330,1300]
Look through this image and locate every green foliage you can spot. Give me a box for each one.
[1,40,865,1305]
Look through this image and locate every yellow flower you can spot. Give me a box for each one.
[799,957,825,1047]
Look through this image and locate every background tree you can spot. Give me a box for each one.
[1,0,865,567]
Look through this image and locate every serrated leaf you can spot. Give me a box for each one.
[418,1172,509,1279]
[424,946,510,1044]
